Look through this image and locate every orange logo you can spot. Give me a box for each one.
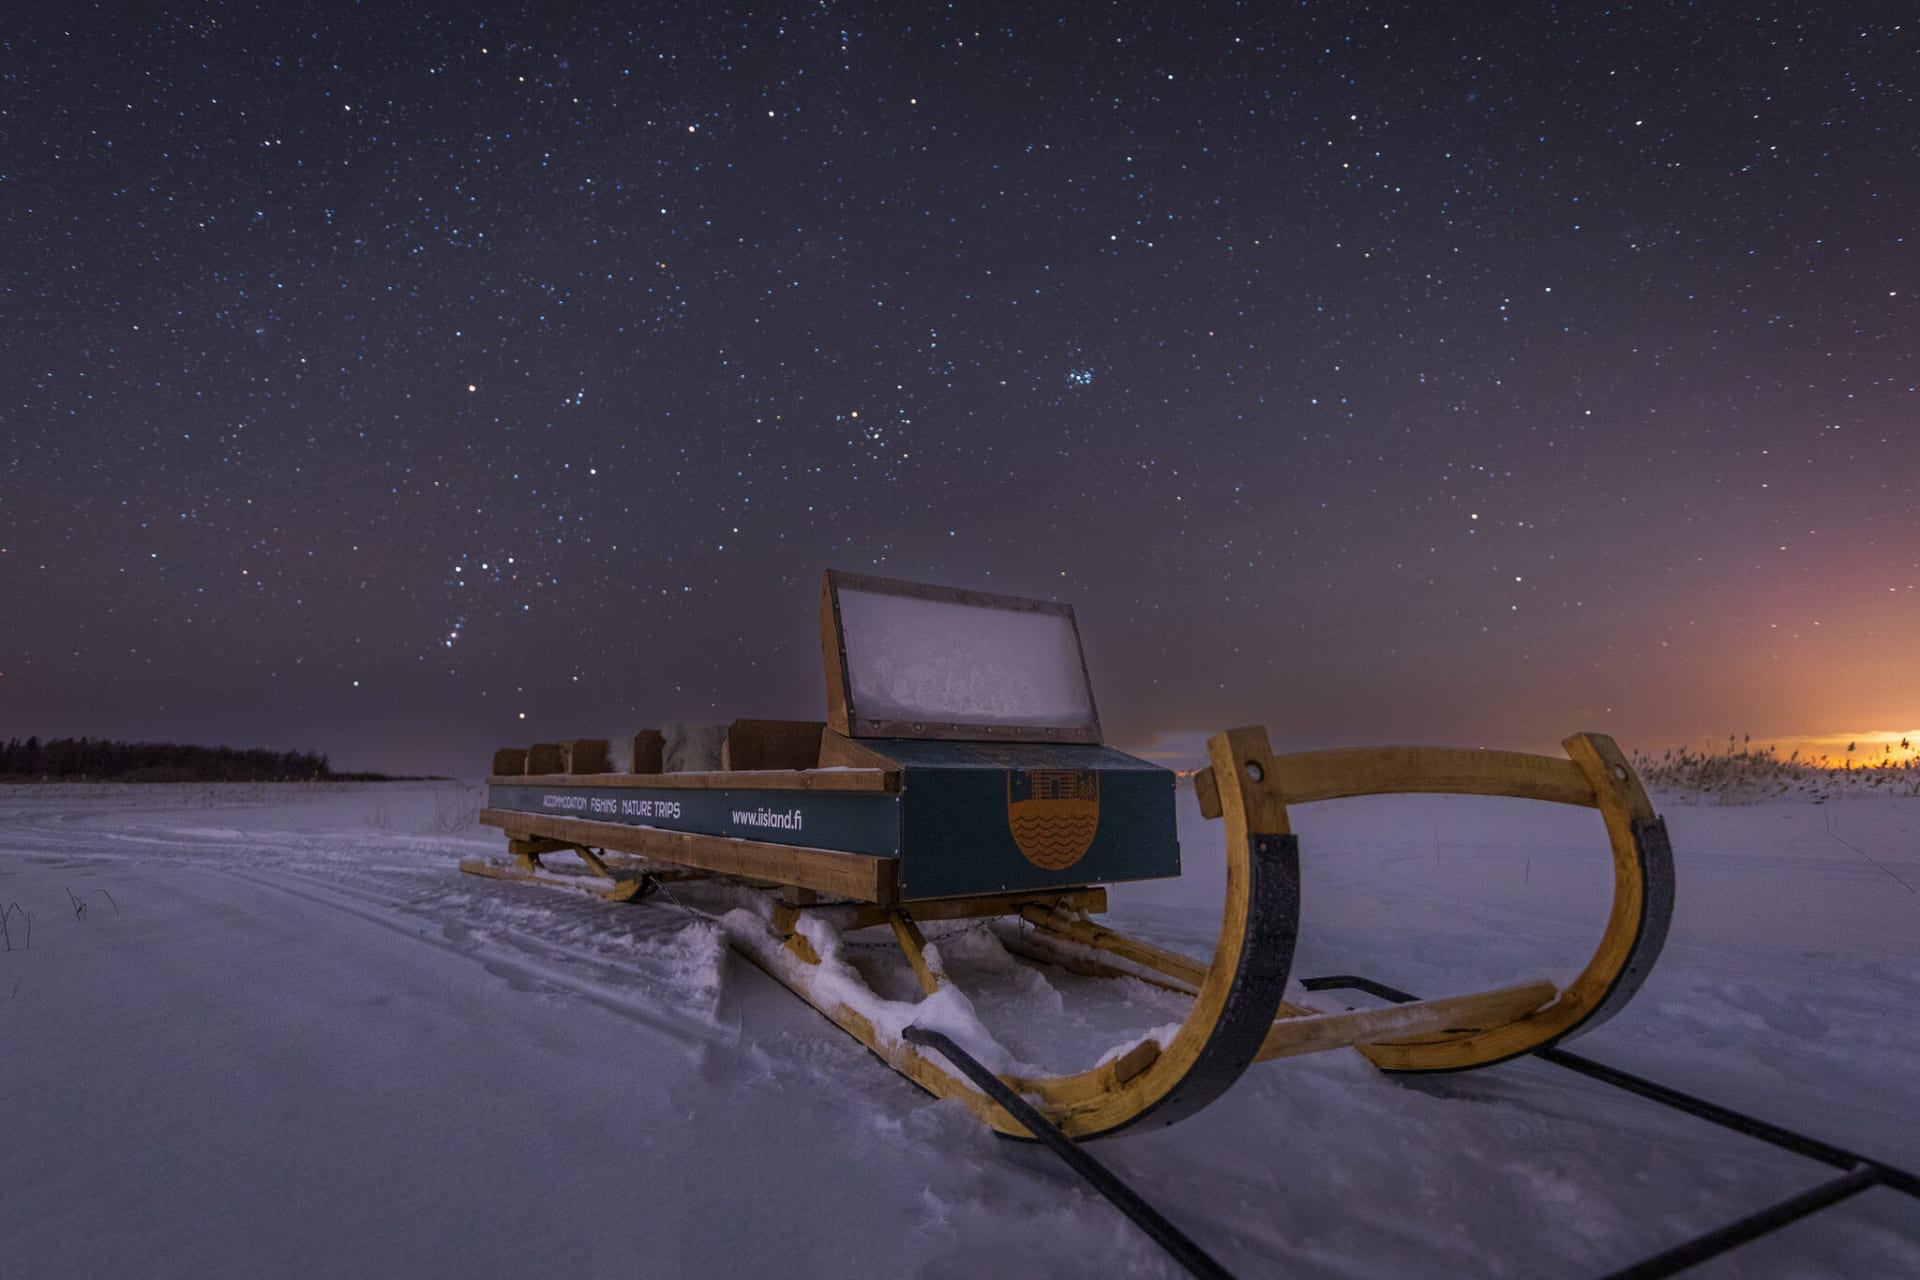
[1007,770,1100,870]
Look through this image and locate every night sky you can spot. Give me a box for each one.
[5,3,1915,776]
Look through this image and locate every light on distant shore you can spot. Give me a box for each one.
[1676,731,1920,768]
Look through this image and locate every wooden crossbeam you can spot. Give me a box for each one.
[1020,907,1557,1055]
[1254,981,1557,1061]
[1020,906,1316,1017]
[459,859,650,903]
[843,888,1105,931]
[889,911,941,995]
[723,719,826,771]
[1194,746,1597,819]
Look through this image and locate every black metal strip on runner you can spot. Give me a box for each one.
[901,1025,1237,1280]
[1567,816,1676,1039]
[1299,974,1422,1004]
[1108,830,1300,1134]
[1299,973,1920,1277]
[1535,1047,1920,1197]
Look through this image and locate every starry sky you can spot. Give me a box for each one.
[4,2,1915,776]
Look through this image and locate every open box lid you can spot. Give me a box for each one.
[820,570,1103,745]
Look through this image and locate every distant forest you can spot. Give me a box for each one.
[0,736,342,783]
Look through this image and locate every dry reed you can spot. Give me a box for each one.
[1631,734,1920,804]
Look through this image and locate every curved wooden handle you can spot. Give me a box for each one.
[1005,726,1303,1137]
[1200,731,1674,1073]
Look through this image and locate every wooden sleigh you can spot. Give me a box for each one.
[465,570,1674,1143]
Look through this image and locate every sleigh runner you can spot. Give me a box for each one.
[469,570,1673,1138]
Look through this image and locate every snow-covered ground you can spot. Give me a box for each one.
[2,779,1915,1278]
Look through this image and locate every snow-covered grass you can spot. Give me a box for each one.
[1,780,1915,1277]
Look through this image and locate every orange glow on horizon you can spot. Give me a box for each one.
[1652,730,1920,769]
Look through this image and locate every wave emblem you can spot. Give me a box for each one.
[1006,769,1100,871]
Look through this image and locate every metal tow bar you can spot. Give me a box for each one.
[901,1025,1236,1280]
[1300,974,1920,1279]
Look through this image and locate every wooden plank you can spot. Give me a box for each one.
[485,767,899,793]
[1020,906,1315,1017]
[821,571,854,737]
[777,889,1105,934]
[1254,981,1556,1061]
[1022,906,1208,988]
[478,808,897,903]
[1017,901,1554,1060]
[817,729,899,771]
[1192,765,1221,819]
[562,738,610,774]
[889,911,941,995]
[724,719,826,771]
[629,729,664,775]
[462,858,564,886]
[459,858,652,904]
[1267,746,1596,808]
[997,927,1179,990]
[1004,1037,1163,1105]
[498,838,704,880]
[726,946,1016,1133]
[839,887,1105,931]
[1108,1039,1162,1086]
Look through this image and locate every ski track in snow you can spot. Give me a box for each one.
[1,780,1916,1278]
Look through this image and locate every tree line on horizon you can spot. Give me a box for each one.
[0,736,333,783]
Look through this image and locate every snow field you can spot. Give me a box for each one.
[1,780,1916,1277]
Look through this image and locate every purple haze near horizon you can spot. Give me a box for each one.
[4,3,1914,775]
